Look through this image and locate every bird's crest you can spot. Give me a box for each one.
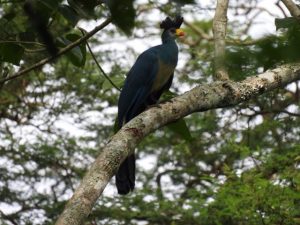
[160,16,184,30]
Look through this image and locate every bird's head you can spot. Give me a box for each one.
[160,16,184,43]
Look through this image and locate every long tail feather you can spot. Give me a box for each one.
[115,154,135,195]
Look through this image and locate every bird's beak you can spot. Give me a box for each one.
[175,28,185,37]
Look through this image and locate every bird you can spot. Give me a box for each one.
[116,16,184,195]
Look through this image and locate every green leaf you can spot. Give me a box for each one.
[3,10,17,21]
[35,0,61,21]
[102,76,124,91]
[38,0,60,11]
[0,18,25,40]
[57,33,86,67]
[58,4,80,27]
[66,33,86,67]
[275,17,300,30]
[108,0,136,35]
[167,118,192,141]
[67,0,98,19]
[0,43,24,65]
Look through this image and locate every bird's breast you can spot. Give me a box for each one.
[151,60,175,92]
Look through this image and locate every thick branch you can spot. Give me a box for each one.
[281,0,300,18]
[213,0,229,80]
[0,17,112,84]
[55,63,300,225]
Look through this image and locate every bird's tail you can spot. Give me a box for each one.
[116,154,135,195]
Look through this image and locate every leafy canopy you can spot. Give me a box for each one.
[0,1,299,225]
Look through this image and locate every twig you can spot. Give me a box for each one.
[184,20,213,41]
[276,0,289,17]
[251,6,280,18]
[213,0,230,80]
[0,17,112,84]
[79,28,121,92]
[0,209,19,225]
[281,0,300,18]
[226,38,265,46]
[184,20,264,46]
[0,40,45,46]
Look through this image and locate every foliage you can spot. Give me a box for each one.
[108,0,136,35]
[0,1,300,225]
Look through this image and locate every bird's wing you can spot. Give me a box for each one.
[146,73,174,105]
[118,50,159,128]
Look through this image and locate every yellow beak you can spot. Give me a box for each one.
[175,28,185,37]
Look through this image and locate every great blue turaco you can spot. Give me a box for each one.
[116,16,184,195]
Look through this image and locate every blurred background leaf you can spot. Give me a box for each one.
[107,0,136,35]
[0,43,24,65]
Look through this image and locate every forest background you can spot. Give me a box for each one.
[0,0,300,224]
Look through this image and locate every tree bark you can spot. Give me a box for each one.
[213,0,230,80]
[281,0,300,18]
[55,63,300,225]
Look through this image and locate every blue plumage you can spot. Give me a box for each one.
[116,16,184,195]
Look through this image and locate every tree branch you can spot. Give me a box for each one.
[184,20,270,46]
[184,20,212,41]
[0,17,112,84]
[213,0,230,80]
[55,63,300,225]
[281,0,300,18]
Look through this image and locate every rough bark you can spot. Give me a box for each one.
[55,63,300,225]
[281,0,300,18]
[213,0,230,80]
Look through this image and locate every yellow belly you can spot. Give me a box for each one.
[151,60,175,92]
